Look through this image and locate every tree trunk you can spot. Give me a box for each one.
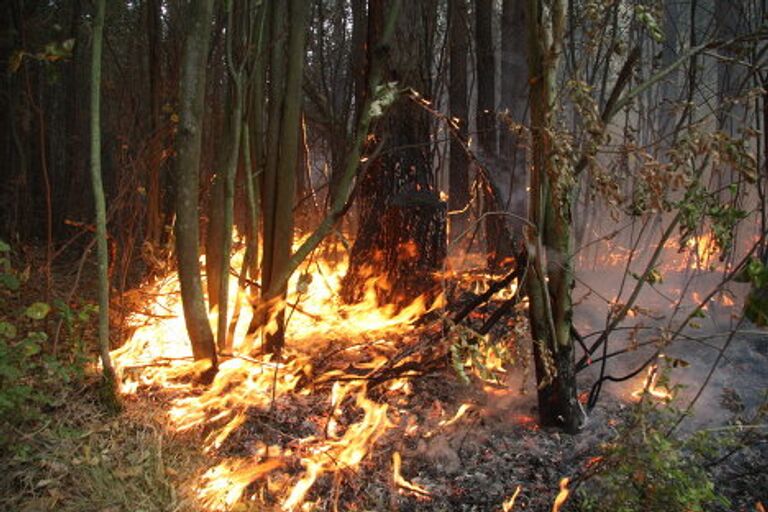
[475,0,515,269]
[448,0,470,245]
[500,0,528,233]
[341,0,446,309]
[145,0,164,246]
[526,0,581,433]
[474,0,496,154]
[249,0,310,356]
[174,0,217,376]
[89,0,118,402]
[214,0,246,353]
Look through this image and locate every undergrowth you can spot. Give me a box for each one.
[576,388,732,512]
[0,240,183,511]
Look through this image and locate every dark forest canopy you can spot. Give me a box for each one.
[1,1,768,509]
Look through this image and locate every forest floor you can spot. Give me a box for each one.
[1,254,767,511]
[2,353,766,512]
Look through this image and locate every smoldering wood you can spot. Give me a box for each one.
[341,186,447,309]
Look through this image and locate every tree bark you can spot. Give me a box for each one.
[341,0,446,309]
[500,0,528,233]
[474,0,496,154]
[174,0,217,375]
[214,0,246,353]
[475,0,515,269]
[145,0,164,246]
[449,0,470,244]
[89,0,118,401]
[249,0,310,356]
[526,0,581,433]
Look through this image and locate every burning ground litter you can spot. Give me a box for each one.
[108,247,581,511]
[7,236,766,511]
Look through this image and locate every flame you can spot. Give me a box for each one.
[686,233,717,268]
[198,458,283,509]
[552,477,570,512]
[111,242,435,510]
[632,364,672,400]
[392,451,431,496]
[437,403,473,428]
[502,485,521,511]
[283,382,391,510]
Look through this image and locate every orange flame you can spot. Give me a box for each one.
[552,477,570,512]
[437,403,473,428]
[502,485,522,511]
[283,382,391,510]
[392,451,431,496]
[198,458,282,509]
[111,243,436,510]
[632,364,672,401]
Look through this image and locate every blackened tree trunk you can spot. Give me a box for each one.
[475,0,514,269]
[145,0,165,246]
[526,0,581,433]
[341,0,446,309]
[449,0,470,244]
[174,0,217,375]
[500,0,528,233]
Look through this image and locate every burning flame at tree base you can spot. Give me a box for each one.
[111,254,446,510]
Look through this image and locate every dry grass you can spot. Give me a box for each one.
[0,383,212,512]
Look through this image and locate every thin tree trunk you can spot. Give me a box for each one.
[89,0,118,403]
[216,0,245,353]
[500,0,528,233]
[475,0,496,154]
[449,0,470,244]
[174,0,217,377]
[475,0,515,269]
[145,0,164,245]
[526,0,581,433]
[252,0,310,356]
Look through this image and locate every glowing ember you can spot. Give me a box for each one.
[552,477,570,512]
[502,485,521,511]
[392,451,431,496]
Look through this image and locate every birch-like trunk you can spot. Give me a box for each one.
[526,0,581,433]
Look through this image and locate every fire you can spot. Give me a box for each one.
[686,233,717,269]
[198,458,283,509]
[110,244,431,510]
[437,403,473,428]
[283,382,391,510]
[502,485,521,511]
[552,477,570,512]
[632,363,672,401]
[392,451,431,496]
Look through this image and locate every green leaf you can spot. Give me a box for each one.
[25,302,51,320]
[26,331,48,343]
[0,322,17,339]
[22,340,41,357]
[0,273,20,291]
[0,240,10,252]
